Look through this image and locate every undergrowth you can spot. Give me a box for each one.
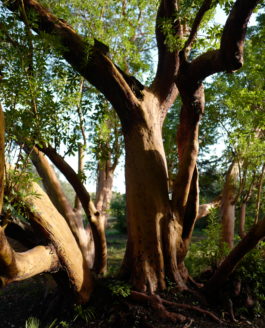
[186,210,265,316]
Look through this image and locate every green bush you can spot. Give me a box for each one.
[231,242,265,314]
[185,209,230,277]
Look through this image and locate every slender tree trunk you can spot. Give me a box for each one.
[74,144,84,217]
[239,202,247,239]
[254,163,265,224]
[220,161,239,249]
[95,160,115,227]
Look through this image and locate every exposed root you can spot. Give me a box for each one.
[188,275,204,288]
[130,290,222,324]
[130,291,187,323]
[162,298,222,323]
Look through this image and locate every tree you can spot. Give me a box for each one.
[0,0,262,304]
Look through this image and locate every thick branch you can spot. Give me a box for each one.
[188,0,260,82]
[3,0,141,123]
[27,146,93,268]
[183,0,213,55]
[0,227,59,286]
[172,83,203,217]
[182,166,199,241]
[150,0,180,116]
[40,145,107,274]
[26,182,94,302]
[197,196,221,220]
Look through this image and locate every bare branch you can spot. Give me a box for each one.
[26,182,94,302]
[183,0,213,56]
[197,196,222,220]
[150,0,180,116]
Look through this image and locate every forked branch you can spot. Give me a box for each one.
[189,0,261,81]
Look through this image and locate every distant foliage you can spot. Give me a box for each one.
[110,193,126,233]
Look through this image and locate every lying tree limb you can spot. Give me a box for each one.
[0,226,59,286]
[130,291,222,323]
[25,182,94,302]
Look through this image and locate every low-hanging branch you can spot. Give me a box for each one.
[0,226,59,286]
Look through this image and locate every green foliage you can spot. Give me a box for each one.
[25,317,40,328]
[105,279,131,298]
[73,304,96,324]
[110,193,126,233]
[232,242,265,314]
[185,209,230,277]
[3,154,40,224]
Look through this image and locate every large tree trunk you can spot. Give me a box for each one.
[120,92,174,292]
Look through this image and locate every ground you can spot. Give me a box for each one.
[1,230,265,328]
